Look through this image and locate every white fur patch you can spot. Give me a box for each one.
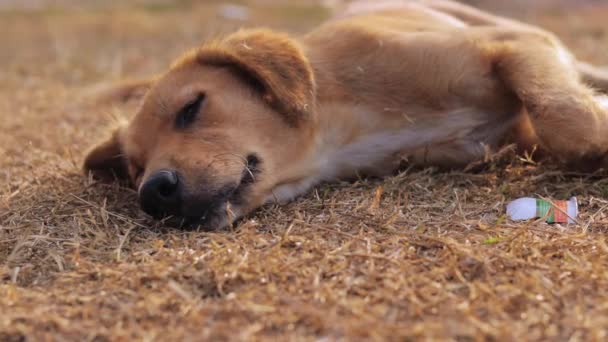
[265,107,488,204]
[266,177,321,204]
[317,107,485,179]
[556,46,574,67]
[598,96,608,109]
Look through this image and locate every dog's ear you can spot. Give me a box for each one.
[196,29,316,126]
[83,127,129,182]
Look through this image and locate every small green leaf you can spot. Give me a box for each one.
[483,236,502,245]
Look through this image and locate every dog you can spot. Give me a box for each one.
[84,0,608,230]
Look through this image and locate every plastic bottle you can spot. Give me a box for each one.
[506,197,578,224]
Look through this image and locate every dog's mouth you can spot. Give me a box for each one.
[229,153,260,203]
[163,154,261,230]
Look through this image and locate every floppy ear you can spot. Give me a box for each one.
[196,29,316,126]
[83,127,129,182]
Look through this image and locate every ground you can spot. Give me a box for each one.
[2,0,608,340]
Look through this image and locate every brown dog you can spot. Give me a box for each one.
[84,0,608,229]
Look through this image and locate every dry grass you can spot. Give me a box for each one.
[2,1,608,340]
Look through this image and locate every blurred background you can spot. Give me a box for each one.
[1,0,607,83]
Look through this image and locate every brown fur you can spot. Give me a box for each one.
[84,0,608,229]
[196,30,317,126]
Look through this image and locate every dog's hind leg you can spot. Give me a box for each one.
[490,33,608,168]
[423,1,608,94]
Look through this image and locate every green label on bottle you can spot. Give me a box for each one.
[536,199,554,223]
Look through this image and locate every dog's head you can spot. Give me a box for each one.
[84,30,317,229]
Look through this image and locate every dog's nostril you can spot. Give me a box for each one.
[153,170,178,197]
[158,181,176,198]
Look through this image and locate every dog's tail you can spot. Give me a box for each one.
[578,61,608,93]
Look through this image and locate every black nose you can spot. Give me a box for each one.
[139,170,181,217]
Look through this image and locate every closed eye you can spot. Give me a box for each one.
[175,93,205,129]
